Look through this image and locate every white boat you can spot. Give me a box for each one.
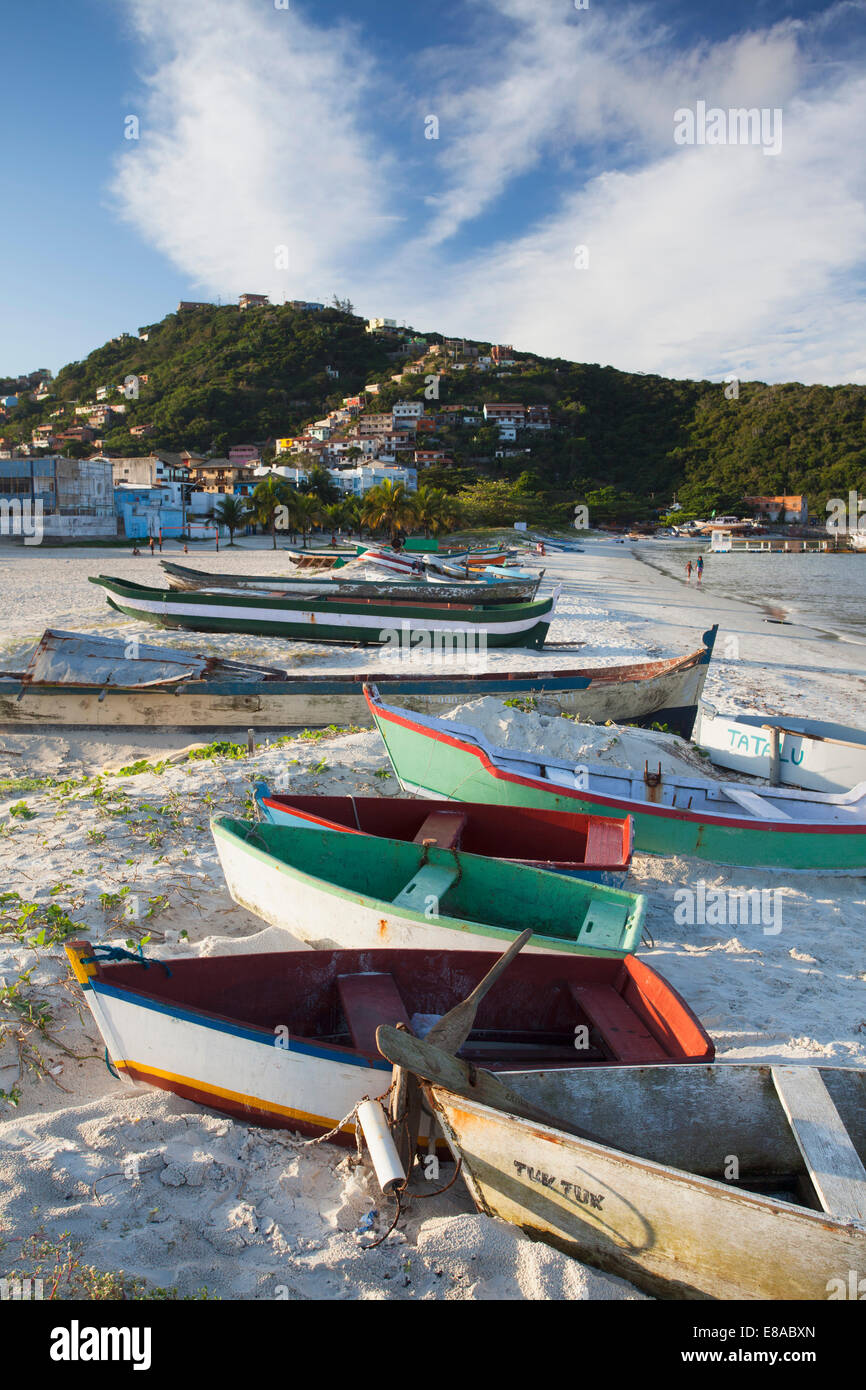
[378,1028,866,1301]
[694,700,866,794]
[849,532,866,552]
[66,941,712,1144]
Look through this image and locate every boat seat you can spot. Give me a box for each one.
[771,1066,866,1221]
[337,973,411,1058]
[412,811,467,850]
[567,983,667,1063]
[574,900,630,951]
[720,786,792,821]
[583,819,624,866]
[392,863,459,912]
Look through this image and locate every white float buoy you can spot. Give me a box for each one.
[357,1099,406,1194]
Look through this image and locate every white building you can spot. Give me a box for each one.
[330,464,417,496]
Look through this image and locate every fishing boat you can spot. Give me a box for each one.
[211,816,648,955]
[694,700,866,794]
[0,627,718,731]
[283,546,354,569]
[253,790,634,884]
[89,575,557,648]
[65,941,712,1143]
[365,686,866,870]
[159,560,541,603]
[377,1029,866,1300]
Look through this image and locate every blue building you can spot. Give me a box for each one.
[114,483,183,539]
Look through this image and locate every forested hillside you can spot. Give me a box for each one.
[2,301,865,521]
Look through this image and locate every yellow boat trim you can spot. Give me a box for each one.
[114,1059,359,1132]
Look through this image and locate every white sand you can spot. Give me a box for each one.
[1,535,864,1300]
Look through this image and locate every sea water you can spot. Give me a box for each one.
[641,542,866,642]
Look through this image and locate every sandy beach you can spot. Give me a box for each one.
[1,536,864,1301]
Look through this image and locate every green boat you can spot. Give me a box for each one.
[211,816,647,957]
[89,576,557,648]
[365,686,866,871]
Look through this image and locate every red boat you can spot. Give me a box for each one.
[253,789,634,884]
[68,941,715,1144]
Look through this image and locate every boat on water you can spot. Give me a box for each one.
[377,1027,866,1301]
[211,816,648,955]
[365,685,866,870]
[694,701,866,794]
[253,790,634,884]
[66,940,712,1143]
[159,560,542,603]
[89,575,558,648]
[0,626,718,731]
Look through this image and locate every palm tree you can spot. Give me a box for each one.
[251,473,293,549]
[294,491,322,547]
[214,494,248,546]
[413,486,462,538]
[306,466,340,505]
[360,480,417,544]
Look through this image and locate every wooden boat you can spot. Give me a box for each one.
[283,546,354,570]
[66,941,712,1143]
[210,816,648,955]
[89,575,557,648]
[159,560,541,603]
[365,685,866,870]
[0,626,718,731]
[694,700,866,794]
[377,1030,866,1300]
[253,790,634,885]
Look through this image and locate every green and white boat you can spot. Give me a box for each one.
[211,816,647,957]
[365,686,866,872]
[90,575,557,648]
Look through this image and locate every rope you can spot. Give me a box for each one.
[104,1047,121,1080]
[82,943,172,976]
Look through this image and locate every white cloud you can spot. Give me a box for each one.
[111,0,866,384]
[112,0,397,299]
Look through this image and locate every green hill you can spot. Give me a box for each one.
[2,301,865,522]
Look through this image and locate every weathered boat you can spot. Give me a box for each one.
[0,626,719,731]
[377,1029,866,1301]
[89,575,557,648]
[694,700,866,794]
[283,546,354,569]
[211,816,648,955]
[66,941,712,1142]
[365,685,866,870]
[159,560,541,603]
[253,790,634,884]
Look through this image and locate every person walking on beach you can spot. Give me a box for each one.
[696,555,704,585]
[685,560,692,583]
[149,535,155,557]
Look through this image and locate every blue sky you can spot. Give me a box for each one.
[1,0,864,383]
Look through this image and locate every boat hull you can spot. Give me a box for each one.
[695,703,866,794]
[210,817,646,956]
[426,1063,866,1300]
[0,630,718,732]
[367,692,866,870]
[66,944,713,1144]
[90,575,555,649]
[254,791,633,885]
